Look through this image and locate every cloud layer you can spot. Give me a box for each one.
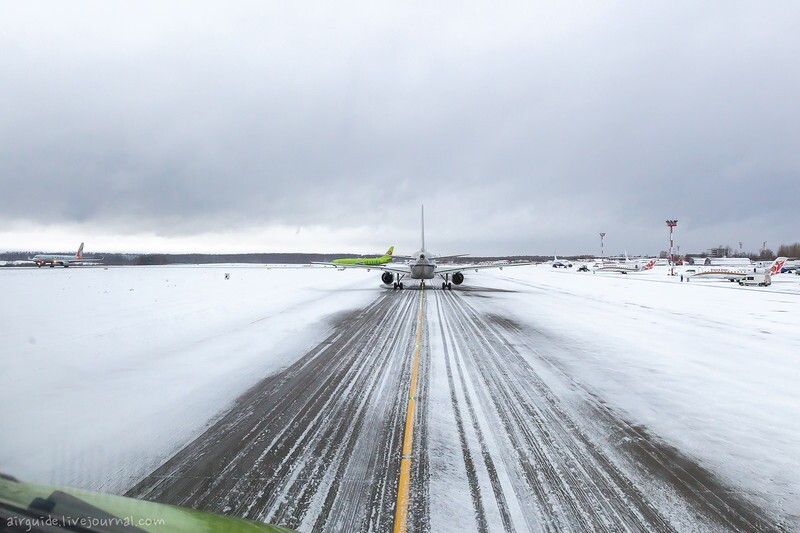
[2,2,798,255]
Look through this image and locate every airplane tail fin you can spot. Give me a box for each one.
[421,205,426,252]
[643,259,656,270]
[770,257,787,274]
[76,242,84,259]
[386,246,394,256]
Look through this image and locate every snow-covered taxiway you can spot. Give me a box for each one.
[1,264,798,531]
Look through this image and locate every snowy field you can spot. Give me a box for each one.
[1,263,799,526]
[0,265,378,492]
[484,265,800,523]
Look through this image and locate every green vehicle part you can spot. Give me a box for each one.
[0,475,295,533]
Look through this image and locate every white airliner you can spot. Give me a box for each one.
[593,253,656,274]
[686,257,787,281]
[551,255,572,268]
[30,243,102,268]
[332,206,531,289]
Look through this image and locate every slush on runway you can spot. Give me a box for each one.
[127,280,777,532]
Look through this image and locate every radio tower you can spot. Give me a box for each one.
[599,232,606,260]
[666,220,678,276]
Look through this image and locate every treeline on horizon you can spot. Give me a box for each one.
[1,243,798,266]
[687,243,800,261]
[0,252,547,265]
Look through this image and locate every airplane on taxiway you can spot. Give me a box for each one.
[30,243,103,268]
[325,246,395,269]
[551,255,572,268]
[330,206,531,290]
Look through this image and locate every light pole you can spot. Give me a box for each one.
[666,220,678,276]
[599,232,606,261]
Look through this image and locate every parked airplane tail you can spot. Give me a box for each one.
[386,246,394,257]
[770,257,788,275]
[76,242,85,259]
[643,259,656,270]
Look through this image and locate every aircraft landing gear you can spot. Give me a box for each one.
[440,273,453,290]
[393,282,404,290]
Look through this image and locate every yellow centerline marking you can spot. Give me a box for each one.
[393,284,425,533]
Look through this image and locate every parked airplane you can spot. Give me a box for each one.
[327,246,395,269]
[30,243,102,268]
[781,259,800,273]
[330,206,531,289]
[593,254,656,274]
[551,255,572,268]
[686,257,787,281]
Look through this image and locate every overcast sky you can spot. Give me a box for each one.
[1,1,798,256]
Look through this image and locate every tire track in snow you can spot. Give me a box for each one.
[486,311,781,532]
[432,288,668,531]
[430,286,778,532]
[127,289,421,532]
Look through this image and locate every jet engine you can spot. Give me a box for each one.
[452,272,464,285]
[381,272,394,285]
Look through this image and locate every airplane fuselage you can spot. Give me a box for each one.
[331,256,391,266]
[410,260,436,280]
[32,254,76,267]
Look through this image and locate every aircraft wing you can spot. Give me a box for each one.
[327,263,412,274]
[435,261,532,275]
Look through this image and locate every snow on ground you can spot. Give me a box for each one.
[2,261,799,524]
[0,265,378,493]
[468,264,800,521]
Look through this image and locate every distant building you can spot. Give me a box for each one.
[706,245,734,258]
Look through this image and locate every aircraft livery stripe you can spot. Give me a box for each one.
[393,285,425,533]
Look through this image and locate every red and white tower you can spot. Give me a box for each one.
[666,220,678,276]
[599,232,606,260]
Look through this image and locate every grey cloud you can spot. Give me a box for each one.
[1,2,798,254]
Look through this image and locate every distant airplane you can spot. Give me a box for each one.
[593,253,656,274]
[30,243,102,268]
[781,259,800,272]
[326,246,395,269]
[330,206,531,289]
[551,255,572,268]
[686,257,787,281]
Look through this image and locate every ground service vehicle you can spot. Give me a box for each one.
[738,273,771,287]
